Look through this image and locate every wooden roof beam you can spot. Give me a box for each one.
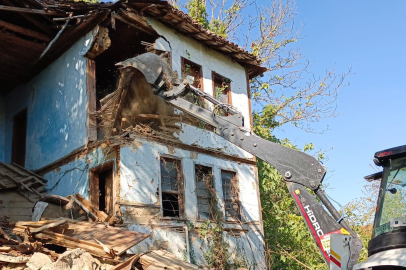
[0,5,64,15]
[0,20,51,42]
[2,0,55,36]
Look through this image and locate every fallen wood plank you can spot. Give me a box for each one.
[0,253,30,263]
[30,219,67,233]
[69,195,100,222]
[111,254,140,270]
[14,219,150,258]
[0,246,12,252]
[13,226,108,258]
[73,193,109,222]
[139,250,199,270]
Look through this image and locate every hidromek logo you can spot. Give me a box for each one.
[304,205,324,236]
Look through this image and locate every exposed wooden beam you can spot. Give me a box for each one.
[0,32,46,51]
[0,5,64,15]
[0,20,51,42]
[1,0,55,36]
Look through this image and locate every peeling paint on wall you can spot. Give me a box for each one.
[4,31,94,170]
[44,147,108,198]
[120,137,260,222]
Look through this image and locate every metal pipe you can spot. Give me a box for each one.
[315,188,357,237]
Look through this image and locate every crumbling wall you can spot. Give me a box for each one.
[4,32,94,170]
[44,146,116,199]
[0,96,5,162]
[120,71,175,131]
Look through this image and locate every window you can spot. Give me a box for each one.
[181,58,203,89]
[182,58,206,108]
[212,72,231,116]
[221,170,240,221]
[195,165,214,220]
[160,157,183,218]
[213,72,231,104]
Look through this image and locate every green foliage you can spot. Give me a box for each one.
[344,181,379,262]
[254,107,327,269]
[186,0,210,29]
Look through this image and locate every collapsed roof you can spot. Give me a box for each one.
[0,0,267,96]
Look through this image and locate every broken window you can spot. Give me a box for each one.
[11,109,27,167]
[195,165,214,220]
[160,157,183,218]
[182,58,205,108]
[213,72,231,115]
[89,163,114,216]
[221,170,241,221]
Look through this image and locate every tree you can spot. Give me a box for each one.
[344,181,379,263]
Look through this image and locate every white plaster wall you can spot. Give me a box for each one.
[4,31,94,170]
[127,224,266,269]
[120,138,260,222]
[149,19,251,127]
[149,19,254,160]
[0,96,5,162]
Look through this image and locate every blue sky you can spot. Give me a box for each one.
[268,1,406,205]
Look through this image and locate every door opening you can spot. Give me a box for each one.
[89,163,114,215]
[11,109,27,167]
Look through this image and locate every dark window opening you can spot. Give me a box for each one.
[11,109,27,167]
[95,20,157,106]
[213,72,231,116]
[195,165,214,220]
[89,163,114,215]
[160,157,183,218]
[221,170,240,221]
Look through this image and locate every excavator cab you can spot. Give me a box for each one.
[353,145,406,269]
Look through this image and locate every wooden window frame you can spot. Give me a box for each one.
[159,156,184,219]
[221,169,241,222]
[86,58,97,143]
[194,164,214,221]
[181,57,203,90]
[212,71,232,105]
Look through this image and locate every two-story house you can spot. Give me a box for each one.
[0,0,267,268]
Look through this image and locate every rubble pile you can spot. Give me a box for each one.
[0,193,200,270]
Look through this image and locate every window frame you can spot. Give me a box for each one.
[194,163,215,221]
[212,71,232,105]
[181,57,203,90]
[221,169,241,222]
[159,155,184,219]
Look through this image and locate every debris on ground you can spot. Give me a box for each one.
[0,190,204,270]
[137,250,199,270]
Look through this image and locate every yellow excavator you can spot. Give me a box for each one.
[116,52,406,269]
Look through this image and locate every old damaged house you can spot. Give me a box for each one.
[0,0,267,268]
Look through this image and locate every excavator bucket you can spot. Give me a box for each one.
[116,53,174,93]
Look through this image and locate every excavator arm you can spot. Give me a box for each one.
[117,53,362,269]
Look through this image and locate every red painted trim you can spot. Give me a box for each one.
[330,255,341,268]
[292,191,330,262]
